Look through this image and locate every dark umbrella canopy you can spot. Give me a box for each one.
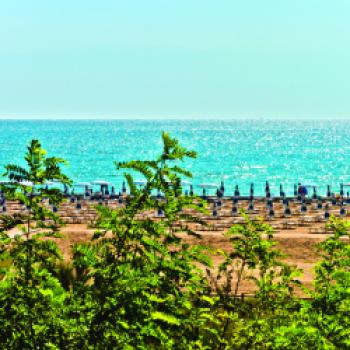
[220,181,225,193]
[248,200,254,211]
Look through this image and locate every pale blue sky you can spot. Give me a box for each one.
[0,1,349,119]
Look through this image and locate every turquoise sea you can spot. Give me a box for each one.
[1,119,350,196]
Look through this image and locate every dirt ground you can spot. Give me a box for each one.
[10,223,326,295]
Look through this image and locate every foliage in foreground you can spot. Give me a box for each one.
[0,135,350,349]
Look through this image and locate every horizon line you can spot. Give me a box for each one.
[0,116,350,121]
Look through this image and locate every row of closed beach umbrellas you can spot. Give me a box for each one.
[0,178,350,220]
[2,178,350,199]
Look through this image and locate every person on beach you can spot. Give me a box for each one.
[298,183,308,198]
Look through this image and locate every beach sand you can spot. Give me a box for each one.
[33,222,327,295]
[6,197,346,295]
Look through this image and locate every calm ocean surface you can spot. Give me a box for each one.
[1,119,349,196]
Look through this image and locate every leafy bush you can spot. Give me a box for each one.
[0,135,350,349]
[0,139,73,349]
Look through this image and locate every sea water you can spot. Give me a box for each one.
[0,119,349,196]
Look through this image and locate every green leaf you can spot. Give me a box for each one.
[151,312,180,326]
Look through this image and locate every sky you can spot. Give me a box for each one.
[0,0,350,119]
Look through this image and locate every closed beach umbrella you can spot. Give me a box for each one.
[234,185,240,197]
[220,181,225,193]
[294,184,297,196]
[343,184,350,202]
[280,184,285,198]
[250,183,254,198]
[327,185,331,197]
[122,181,127,193]
[340,183,344,196]
[189,185,194,196]
[265,181,270,193]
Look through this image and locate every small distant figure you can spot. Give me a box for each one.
[298,183,308,198]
